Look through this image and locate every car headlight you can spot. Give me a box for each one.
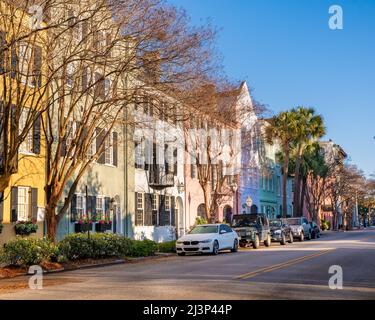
[200,239,212,244]
[176,241,183,244]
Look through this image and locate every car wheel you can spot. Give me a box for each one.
[288,232,294,244]
[253,235,260,249]
[300,232,304,242]
[264,234,271,247]
[212,240,219,255]
[177,252,185,256]
[231,239,239,253]
[280,234,286,245]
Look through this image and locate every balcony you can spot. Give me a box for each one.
[148,165,175,190]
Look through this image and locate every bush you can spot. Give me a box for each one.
[321,219,331,231]
[58,233,133,261]
[0,238,58,267]
[157,241,176,253]
[128,239,158,257]
[14,221,38,236]
[195,216,208,225]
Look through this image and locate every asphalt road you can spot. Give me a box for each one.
[1,228,375,300]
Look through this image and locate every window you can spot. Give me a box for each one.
[135,140,144,169]
[17,187,30,221]
[19,110,33,154]
[76,195,85,218]
[105,132,113,165]
[96,197,104,219]
[87,134,96,159]
[135,193,144,226]
[65,120,75,157]
[66,62,74,87]
[152,194,158,211]
[165,196,170,211]
[104,78,111,97]
[18,43,32,85]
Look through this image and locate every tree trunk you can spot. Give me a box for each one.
[282,142,289,218]
[202,184,212,222]
[300,177,307,219]
[293,147,303,216]
[45,205,59,243]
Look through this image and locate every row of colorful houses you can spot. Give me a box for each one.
[0,1,345,246]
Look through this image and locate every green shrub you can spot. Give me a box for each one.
[321,219,331,231]
[195,216,208,225]
[0,238,58,267]
[157,241,176,253]
[58,233,133,261]
[129,239,158,257]
[14,221,38,236]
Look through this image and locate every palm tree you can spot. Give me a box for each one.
[265,111,298,218]
[291,107,326,216]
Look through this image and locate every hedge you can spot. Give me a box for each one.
[0,234,159,266]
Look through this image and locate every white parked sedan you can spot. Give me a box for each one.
[176,224,239,256]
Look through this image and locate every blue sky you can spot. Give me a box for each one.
[169,0,375,176]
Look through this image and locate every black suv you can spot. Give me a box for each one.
[231,214,271,249]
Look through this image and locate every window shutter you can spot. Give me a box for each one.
[0,32,5,74]
[171,196,176,227]
[32,113,41,154]
[11,187,18,222]
[112,132,118,167]
[173,148,177,176]
[33,46,42,87]
[11,39,17,79]
[144,194,153,226]
[105,197,111,218]
[71,194,77,222]
[87,195,97,221]
[0,192,4,222]
[31,188,38,221]
[61,117,67,157]
[96,128,105,164]
[158,195,165,226]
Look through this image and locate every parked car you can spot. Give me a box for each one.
[176,224,239,256]
[286,217,312,241]
[310,221,321,239]
[269,219,294,245]
[231,214,271,249]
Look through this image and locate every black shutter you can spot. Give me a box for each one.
[113,132,118,167]
[105,197,110,218]
[61,117,67,157]
[144,194,152,226]
[0,192,4,222]
[11,187,18,222]
[71,194,77,222]
[87,196,97,221]
[173,148,177,176]
[33,45,42,87]
[159,195,165,226]
[11,39,17,79]
[31,188,38,221]
[0,31,5,74]
[96,128,105,164]
[171,196,176,227]
[32,113,41,154]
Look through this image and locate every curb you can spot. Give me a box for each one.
[0,253,176,280]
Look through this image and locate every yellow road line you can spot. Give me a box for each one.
[236,249,334,280]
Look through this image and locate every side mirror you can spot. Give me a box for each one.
[220,230,227,234]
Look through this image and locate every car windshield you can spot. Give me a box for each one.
[189,225,218,234]
[232,216,257,228]
[270,220,282,228]
[287,218,301,225]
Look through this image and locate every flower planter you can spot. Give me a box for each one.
[75,223,93,233]
[95,223,112,233]
[15,222,38,236]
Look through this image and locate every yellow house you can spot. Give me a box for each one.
[0,1,47,245]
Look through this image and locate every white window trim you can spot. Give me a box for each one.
[17,186,31,221]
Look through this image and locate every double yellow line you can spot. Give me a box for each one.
[236,249,334,280]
